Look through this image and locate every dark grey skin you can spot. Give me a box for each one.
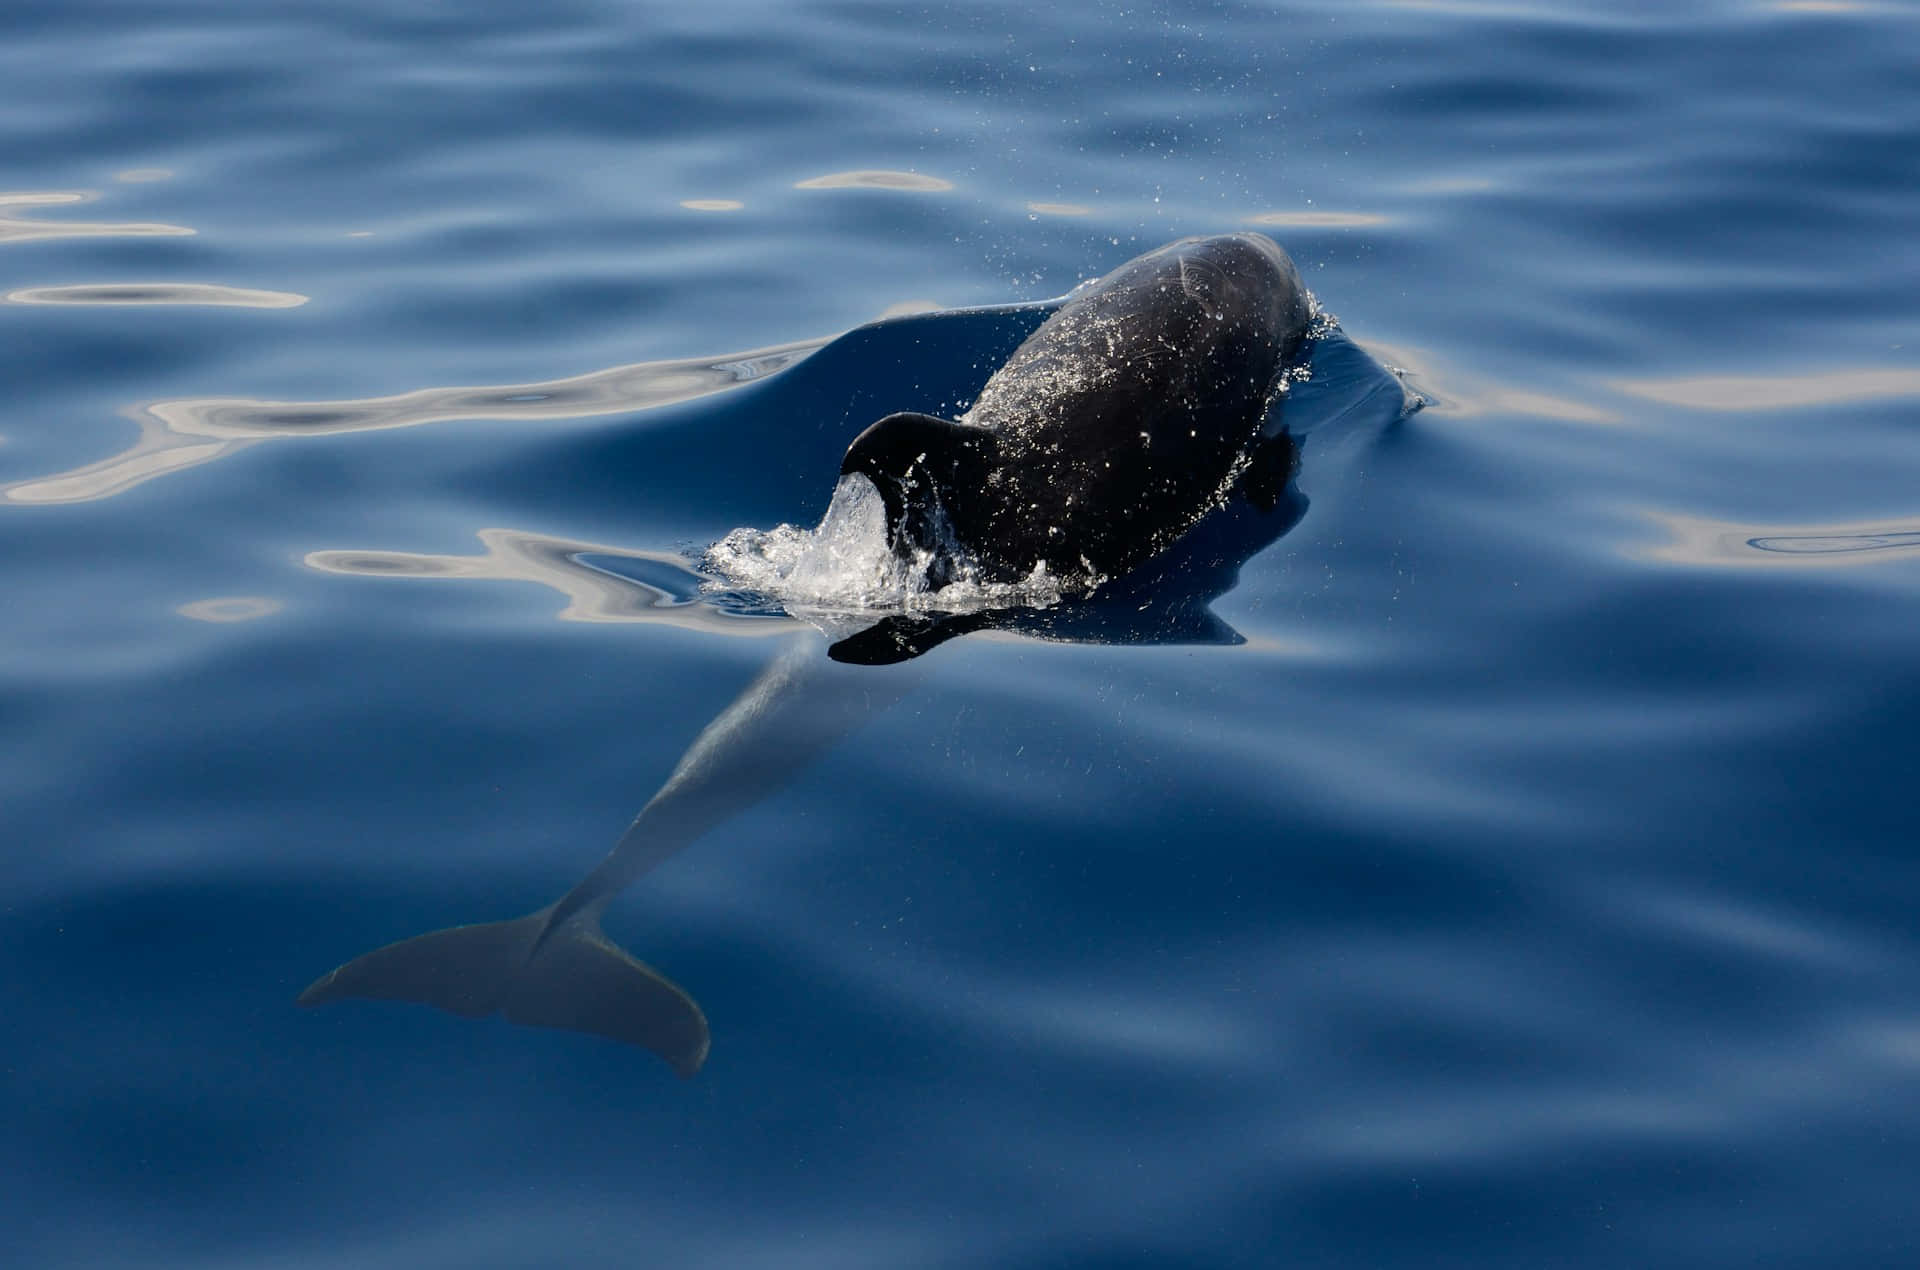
[841,232,1314,588]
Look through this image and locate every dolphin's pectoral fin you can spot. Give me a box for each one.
[840,411,997,544]
[1238,430,1299,513]
[827,609,996,665]
[298,907,711,1077]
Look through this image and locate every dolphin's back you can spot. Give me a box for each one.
[967,233,1309,445]
[958,233,1312,578]
[839,232,1314,586]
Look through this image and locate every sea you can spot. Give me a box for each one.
[4,2,1918,1266]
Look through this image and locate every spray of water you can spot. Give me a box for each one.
[703,474,1067,616]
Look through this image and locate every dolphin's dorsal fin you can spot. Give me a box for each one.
[841,411,994,486]
[840,411,997,550]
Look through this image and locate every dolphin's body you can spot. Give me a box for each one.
[841,232,1313,589]
[300,234,1325,1075]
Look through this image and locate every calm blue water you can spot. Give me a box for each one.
[6,1,1920,1265]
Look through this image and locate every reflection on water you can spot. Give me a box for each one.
[794,170,955,191]
[1642,511,1920,568]
[1402,175,1497,194]
[6,283,308,308]
[1359,336,1619,425]
[680,199,744,212]
[0,191,194,244]
[177,596,283,622]
[1,337,825,505]
[1614,368,1920,411]
[1027,202,1092,217]
[1248,210,1390,228]
[308,530,795,635]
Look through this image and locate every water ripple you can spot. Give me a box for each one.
[306,530,794,634]
[5,283,307,308]
[1615,367,1920,411]
[794,170,954,191]
[1642,512,1920,568]
[1248,210,1391,228]
[1,338,824,505]
[0,191,194,244]
[1359,336,1621,424]
[176,596,283,623]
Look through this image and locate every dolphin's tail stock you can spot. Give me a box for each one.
[297,904,710,1077]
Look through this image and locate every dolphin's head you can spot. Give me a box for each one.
[1158,232,1314,362]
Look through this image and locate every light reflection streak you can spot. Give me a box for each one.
[1,337,825,506]
[794,170,954,192]
[1358,336,1620,425]
[872,299,942,319]
[1613,368,1920,412]
[1402,176,1495,194]
[177,596,282,622]
[1641,512,1920,569]
[6,283,308,308]
[306,529,796,635]
[0,191,195,244]
[1248,210,1390,229]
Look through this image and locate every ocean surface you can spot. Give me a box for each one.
[5,1,1919,1266]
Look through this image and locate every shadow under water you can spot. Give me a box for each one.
[297,296,1418,1076]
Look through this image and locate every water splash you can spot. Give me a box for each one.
[704,474,1067,617]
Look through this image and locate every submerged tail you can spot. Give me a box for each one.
[297,905,710,1077]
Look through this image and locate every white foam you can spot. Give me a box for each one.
[703,474,1067,616]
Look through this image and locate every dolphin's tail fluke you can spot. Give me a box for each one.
[297,905,710,1077]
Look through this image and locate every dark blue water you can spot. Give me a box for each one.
[6,1,1919,1265]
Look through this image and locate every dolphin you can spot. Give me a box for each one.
[839,231,1314,590]
[299,234,1327,1075]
